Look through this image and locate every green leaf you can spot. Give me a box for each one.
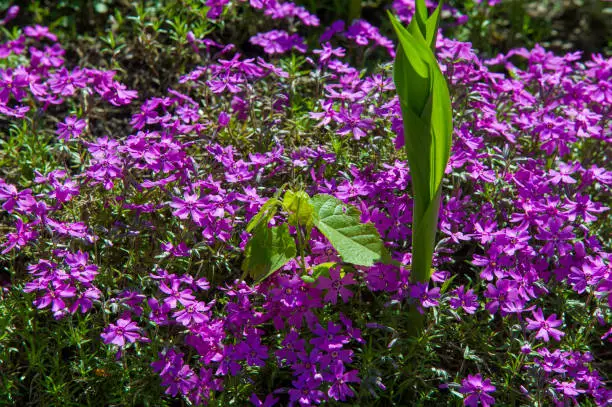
[241,223,296,283]
[246,198,279,233]
[425,2,442,50]
[408,0,427,41]
[301,261,337,284]
[388,13,428,78]
[389,10,453,286]
[311,194,388,267]
[283,190,314,230]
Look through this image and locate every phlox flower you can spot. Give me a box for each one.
[526,308,565,342]
[56,115,86,141]
[459,374,496,407]
[1,217,37,254]
[100,317,146,347]
[250,393,279,407]
[317,266,356,305]
[449,286,479,314]
[409,282,440,314]
[288,377,326,406]
[324,360,360,401]
[173,300,212,327]
[169,193,207,224]
[32,281,76,313]
[161,362,198,397]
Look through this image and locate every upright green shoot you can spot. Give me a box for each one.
[388,0,453,331]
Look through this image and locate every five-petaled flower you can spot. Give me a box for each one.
[101,317,147,347]
[525,308,565,342]
[459,374,496,407]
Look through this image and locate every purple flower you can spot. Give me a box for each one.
[250,30,306,55]
[0,6,19,26]
[568,262,604,294]
[32,281,76,313]
[409,282,440,314]
[1,217,37,254]
[24,25,57,41]
[317,266,356,304]
[100,317,145,347]
[324,360,360,401]
[484,279,518,315]
[459,374,496,407]
[207,73,244,94]
[335,105,375,140]
[250,393,279,407]
[0,182,32,213]
[449,286,479,314]
[169,192,207,224]
[151,349,184,376]
[159,278,195,308]
[310,321,350,352]
[161,362,198,397]
[525,308,565,342]
[57,116,86,141]
[313,43,345,65]
[173,300,212,326]
[288,377,326,406]
[276,330,307,365]
[235,336,269,367]
[0,68,28,104]
[320,20,345,42]
[562,193,608,223]
[552,379,584,398]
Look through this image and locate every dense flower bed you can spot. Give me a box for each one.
[0,1,610,405]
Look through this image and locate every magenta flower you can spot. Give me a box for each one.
[317,266,356,305]
[313,42,345,65]
[449,286,479,314]
[172,300,212,326]
[310,321,350,351]
[235,336,269,367]
[169,193,207,224]
[250,30,306,55]
[526,308,565,342]
[324,360,360,401]
[159,279,195,308]
[562,193,608,223]
[24,25,57,41]
[459,374,496,407]
[100,317,145,347]
[32,281,76,313]
[1,217,37,254]
[250,393,279,407]
[161,362,198,397]
[0,6,19,26]
[409,282,440,314]
[56,116,86,141]
[335,105,374,140]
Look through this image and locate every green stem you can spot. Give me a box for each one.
[348,0,362,22]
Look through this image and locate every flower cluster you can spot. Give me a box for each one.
[1,2,610,406]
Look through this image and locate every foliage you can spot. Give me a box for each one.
[0,0,610,406]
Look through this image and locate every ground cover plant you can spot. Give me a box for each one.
[0,0,611,406]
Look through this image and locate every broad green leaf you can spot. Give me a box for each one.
[241,223,296,283]
[283,190,314,230]
[246,198,279,233]
[311,194,388,267]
